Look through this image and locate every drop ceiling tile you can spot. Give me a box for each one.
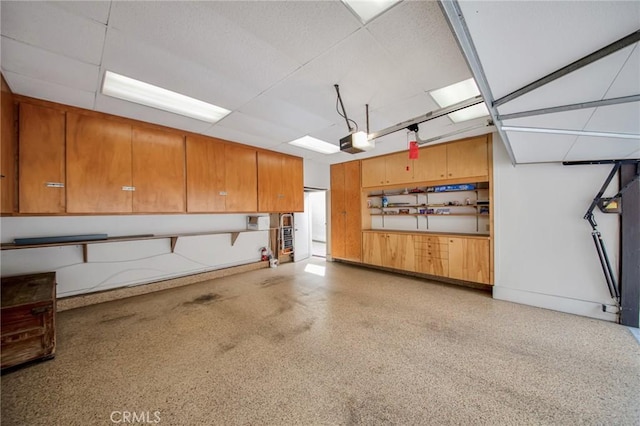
[215,111,302,145]
[583,102,640,135]
[460,1,640,99]
[367,0,471,93]
[108,1,300,93]
[208,1,360,64]
[101,28,257,111]
[239,94,334,135]
[2,37,99,93]
[564,136,640,162]
[604,43,640,98]
[501,108,596,131]
[94,94,214,135]
[203,125,280,150]
[372,93,440,127]
[50,1,111,24]
[507,131,577,163]
[495,45,634,115]
[2,71,95,109]
[625,149,640,159]
[1,1,106,65]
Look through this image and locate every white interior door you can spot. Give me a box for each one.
[294,192,311,262]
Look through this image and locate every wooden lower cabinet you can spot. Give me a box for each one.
[1,272,56,371]
[448,237,491,284]
[362,232,491,285]
[362,232,415,271]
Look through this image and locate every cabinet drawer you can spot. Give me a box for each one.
[415,246,448,260]
[416,258,449,276]
[414,236,448,245]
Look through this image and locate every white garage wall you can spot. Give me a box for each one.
[492,133,620,321]
[0,214,269,297]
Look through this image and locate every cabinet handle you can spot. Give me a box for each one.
[0,174,5,178]
[122,186,136,191]
[45,182,65,188]
[31,306,52,315]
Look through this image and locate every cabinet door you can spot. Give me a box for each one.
[19,104,66,213]
[385,152,413,186]
[186,135,226,212]
[386,233,415,270]
[414,144,447,182]
[257,151,282,212]
[362,232,385,266]
[330,163,346,259]
[225,144,257,212]
[446,136,488,179]
[1,83,15,213]
[448,237,490,284]
[132,127,185,213]
[343,160,362,261]
[361,156,386,187]
[66,113,132,213]
[281,155,303,212]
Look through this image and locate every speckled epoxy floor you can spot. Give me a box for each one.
[2,258,639,425]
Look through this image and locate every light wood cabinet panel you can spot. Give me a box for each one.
[19,103,66,213]
[257,151,282,212]
[361,156,386,187]
[385,152,414,186]
[414,235,449,276]
[386,233,415,271]
[448,237,491,284]
[225,144,257,212]
[1,81,16,214]
[362,232,384,266]
[66,113,132,213]
[446,136,488,179]
[257,151,303,212]
[330,161,361,262]
[414,144,447,182]
[132,127,185,213]
[186,135,226,212]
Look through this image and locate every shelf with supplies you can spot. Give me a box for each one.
[365,182,491,235]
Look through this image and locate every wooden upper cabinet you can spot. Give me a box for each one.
[66,113,133,213]
[186,135,226,212]
[1,79,16,213]
[224,143,257,212]
[446,136,489,179]
[361,156,386,187]
[414,144,447,182]
[385,152,413,186]
[19,103,66,213]
[132,127,185,213]
[186,136,257,213]
[257,151,303,212]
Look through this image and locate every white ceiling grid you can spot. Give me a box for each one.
[2,1,637,165]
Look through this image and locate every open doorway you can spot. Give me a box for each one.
[309,190,327,258]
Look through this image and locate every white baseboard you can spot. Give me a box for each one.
[493,286,618,322]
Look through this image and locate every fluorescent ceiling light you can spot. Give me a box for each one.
[429,78,488,123]
[102,71,230,124]
[502,126,640,140]
[448,103,490,123]
[289,135,340,154]
[341,0,401,24]
[430,78,480,108]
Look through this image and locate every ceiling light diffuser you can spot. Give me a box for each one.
[502,126,640,140]
[448,103,490,123]
[289,136,340,154]
[341,0,401,24]
[429,78,488,123]
[429,78,481,108]
[102,71,230,124]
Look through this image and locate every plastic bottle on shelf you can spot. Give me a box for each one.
[382,196,388,208]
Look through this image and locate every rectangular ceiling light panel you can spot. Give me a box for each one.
[102,71,231,124]
[289,135,340,154]
[429,78,488,123]
[342,0,401,24]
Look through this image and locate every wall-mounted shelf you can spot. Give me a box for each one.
[1,229,267,263]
